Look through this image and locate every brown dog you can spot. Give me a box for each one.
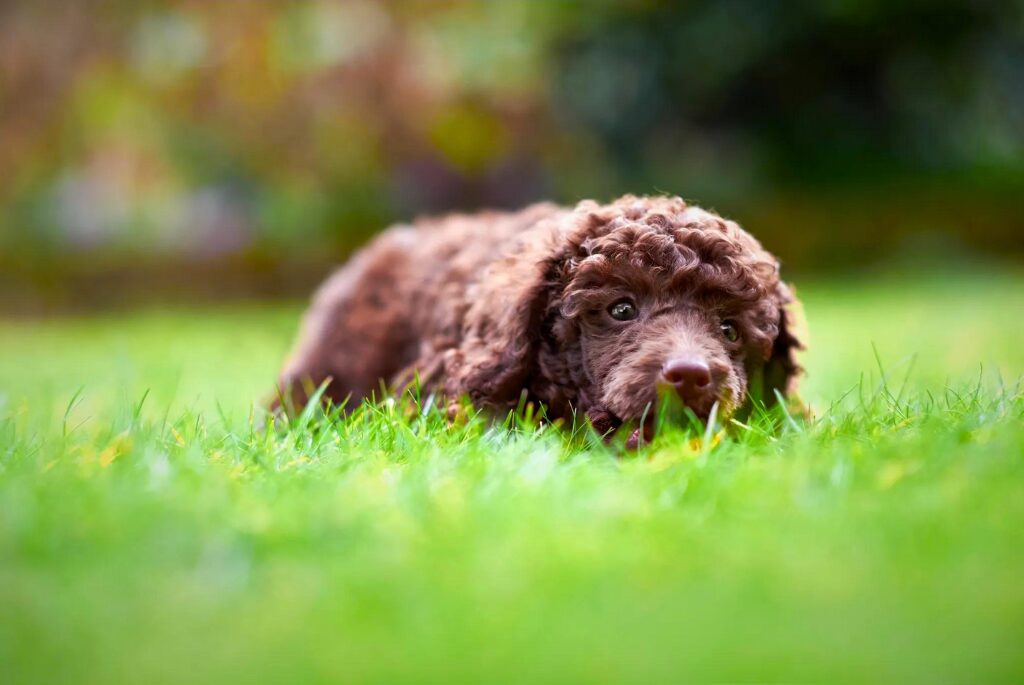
[274,195,804,444]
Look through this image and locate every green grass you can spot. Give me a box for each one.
[2,269,1023,684]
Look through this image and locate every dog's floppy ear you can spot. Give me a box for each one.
[763,280,807,406]
[445,220,575,410]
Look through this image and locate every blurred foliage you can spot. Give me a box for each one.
[1,0,1022,302]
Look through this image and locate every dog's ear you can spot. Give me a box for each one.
[762,280,807,407]
[445,220,575,410]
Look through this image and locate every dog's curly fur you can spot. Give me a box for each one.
[275,195,805,439]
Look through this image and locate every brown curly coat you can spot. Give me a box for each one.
[275,195,805,441]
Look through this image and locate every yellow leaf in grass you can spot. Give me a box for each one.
[100,432,132,468]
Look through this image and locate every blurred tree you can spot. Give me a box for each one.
[0,0,1021,307]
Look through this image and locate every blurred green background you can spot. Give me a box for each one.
[2,0,1022,310]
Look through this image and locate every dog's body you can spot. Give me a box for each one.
[276,195,804,442]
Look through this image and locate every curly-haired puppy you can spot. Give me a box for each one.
[274,195,805,446]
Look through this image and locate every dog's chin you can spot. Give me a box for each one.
[612,387,725,450]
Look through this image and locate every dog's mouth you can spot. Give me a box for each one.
[623,417,655,450]
[583,409,652,450]
[590,387,720,450]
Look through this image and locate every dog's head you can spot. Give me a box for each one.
[449,195,805,440]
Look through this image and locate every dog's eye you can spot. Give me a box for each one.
[720,321,740,343]
[608,299,638,321]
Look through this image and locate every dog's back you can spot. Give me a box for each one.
[275,202,563,410]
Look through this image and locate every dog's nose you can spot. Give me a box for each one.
[662,358,711,387]
[661,358,712,404]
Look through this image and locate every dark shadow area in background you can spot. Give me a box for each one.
[0,1,1021,312]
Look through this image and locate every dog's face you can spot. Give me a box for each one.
[450,196,801,443]
[552,206,793,438]
[571,288,772,424]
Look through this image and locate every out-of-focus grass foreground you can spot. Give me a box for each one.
[3,272,1024,683]
[2,2,1024,683]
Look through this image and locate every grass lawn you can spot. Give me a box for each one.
[1,268,1023,683]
